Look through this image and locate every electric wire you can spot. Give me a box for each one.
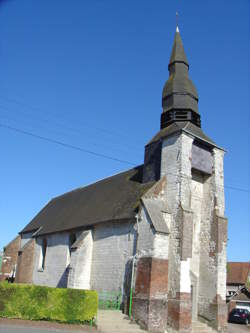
[1,122,249,194]
[0,94,145,146]
[0,122,136,166]
[0,108,141,156]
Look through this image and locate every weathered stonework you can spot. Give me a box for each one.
[67,230,93,289]
[91,220,136,293]
[32,232,71,288]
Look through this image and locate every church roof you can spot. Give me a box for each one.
[20,166,154,236]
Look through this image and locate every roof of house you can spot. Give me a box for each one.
[20,165,154,236]
[227,262,250,285]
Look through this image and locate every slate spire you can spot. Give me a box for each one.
[161,27,201,129]
[169,26,189,68]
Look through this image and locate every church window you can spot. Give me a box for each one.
[39,238,47,270]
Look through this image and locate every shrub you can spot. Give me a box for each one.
[0,283,98,324]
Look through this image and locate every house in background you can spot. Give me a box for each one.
[227,262,250,313]
[227,262,250,298]
[2,27,228,333]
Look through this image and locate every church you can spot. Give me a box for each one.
[2,27,228,333]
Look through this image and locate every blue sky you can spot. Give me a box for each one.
[0,0,249,261]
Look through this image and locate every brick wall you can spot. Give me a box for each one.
[133,257,168,332]
[0,235,21,281]
[15,238,35,283]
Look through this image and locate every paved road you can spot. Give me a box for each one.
[228,323,250,333]
[1,322,248,333]
[0,319,97,333]
[0,325,92,333]
[0,326,82,333]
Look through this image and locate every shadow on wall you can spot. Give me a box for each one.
[57,265,70,288]
[123,259,133,314]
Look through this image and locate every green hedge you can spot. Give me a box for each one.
[0,283,98,324]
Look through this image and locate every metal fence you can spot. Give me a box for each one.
[98,291,122,310]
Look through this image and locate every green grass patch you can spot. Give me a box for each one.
[0,283,98,324]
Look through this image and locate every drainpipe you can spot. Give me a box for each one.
[128,213,140,318]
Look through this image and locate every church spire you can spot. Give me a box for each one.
[161,27,201,129]
[169,26,189,68]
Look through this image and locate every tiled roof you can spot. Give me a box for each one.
[227,262,250,285]
[20,166,154,236]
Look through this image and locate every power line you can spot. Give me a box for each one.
[0,108,141,156]
[0,122,136,166]
[224,185,250,194]
[0,94,145,145]
[1,122,249,194]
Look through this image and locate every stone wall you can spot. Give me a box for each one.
[67,230,93,289]
[136,206,155,257]
[32,232,70,288]
[132,194,169,332]
[91,220,136,294]
[161,133,193,333]
[198,148,228,332]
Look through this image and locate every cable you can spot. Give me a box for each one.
[1,122,249,194]
[0,109,141,155]
[0,94,145,145]
[0,123,136,166]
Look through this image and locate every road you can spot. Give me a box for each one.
[1,322,248,333]
[0,326,78,333]
[0,325,96,333]
[0,319,98,333]
[228,323,250,333]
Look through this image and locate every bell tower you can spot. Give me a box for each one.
[137,27,228,333]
